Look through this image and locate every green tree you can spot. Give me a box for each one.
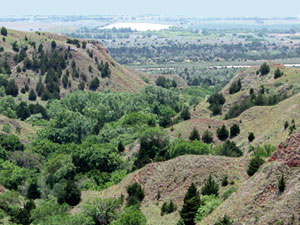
[126,182,145,207]
[51,41,57,49]
[248,132,255,142]
[118,141,125,152]
[28,89,37,101]
[201,174,219,196]
[89,77,100,91]
[180,183,201,225]
[274,68,283,79]
[217,124,229,141]
[181,106,191,120]
[229,79,242,94]
[230,124,240,138]
[57,180,81,206]
[189,127,200,141]
[202,130,213,144]
[16,101,31,120]
[259,62,270,75]
[5,79,18,97]
[221,176,228,187]
[112,207,147,225]
[278,175,286,193]
[1,27,7,36]
[27,178,41,200]
[247,156,264,176]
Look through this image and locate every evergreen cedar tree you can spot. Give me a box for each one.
[181,107,191,120]
[161,201,177,216]
[278,175,286,193]
[217,124,229,141]
[259,62,270,75]
[208,93,225,115]
[274,68,283,79]
[189,127,200,141]
[201,174,219,196]
[1,27,8,36]
[220,140,243,157]
[126,182,145,207]
[202,129,213,144]
[229,79,242,94]
[230,124,240,138]
[180,183,202,225]
[221,176,229,187]
[28,89,37,101]
[57,180,81,206]
[248,132,255,142]
[247,156,264,176]
[5,79,19,97]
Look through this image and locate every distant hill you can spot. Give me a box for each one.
[0,29,147,102]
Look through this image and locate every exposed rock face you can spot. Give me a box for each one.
[269,130,300,167]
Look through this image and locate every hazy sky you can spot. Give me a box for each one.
[2,0,300,18]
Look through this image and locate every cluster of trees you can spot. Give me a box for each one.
[229,79,242,94]
[156,76,177,89]
[225,88,288,119]
[208,93,226,115]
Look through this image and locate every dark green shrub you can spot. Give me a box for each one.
[201,174,219,196]
[247,156,264,176]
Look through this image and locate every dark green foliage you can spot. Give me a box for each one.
[221,176,228,187]
[278,175,286,193]
[259,62,270,75]
[126,182,145,207]
[1,27,7,36]
[36,78,45,96]
[161,201,177,216]
[181,106,191,120]
[118,141,125,152]
[229,79,242,94]
[28,89,37,101]
[41,88,51,101]
[5,79,18,97]
[0,60,11,74]
[134,128,169,169]
[57,180,81,206]
[16,102,31,120]
[27,178,41,200]
[247,156,264,176]
[289,119,296,135]
[113,207,147,225]
[62,74,68,88]
[201,174,219,196]
[89,77,100,91]
[189,127,200,141]
[230,124,240,138]
[274,68,283,79]
[214,215,233,225]
[180,183,201,225]
[12,41,19,52]
[98,62,110,78]
[284,121,289,130]
[202,130,213,144]
[217,124,229,141]
[51,41,56,49]
[248,132,255,142]
[208,93,225,115]
[82,41,87,49]
[0,134,24,151]
[10,200,35,225]
[156,76,177,89]
[217,140,243,157]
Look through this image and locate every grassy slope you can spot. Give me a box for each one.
[76,155,248,225]
[0,114,39,143]
[169,63,300,149]
[0,29,147,97]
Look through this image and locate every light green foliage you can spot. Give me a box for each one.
[195,195,221,222]
[111,207,147,225]
[83,198,122,225]
[222,187,237,200]
[2,124,11,133]
[0,161,31,190]
[0,96,17,118]
[168,139,210,159]
[252,144,276,158]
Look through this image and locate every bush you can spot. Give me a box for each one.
[217,125,229,141]
[5,79,18,97]
[247,156,264,176]
[274,68,283,79]
[126,182,145,207]
[89,77,100,91]
[259,62,270,75]
[189,127,200,141]
[201,174,219,196]
[181,106,191,120]
[215,140,243,157]
[214,215,233,225]
[112,207,147,225]
[161,200,177,216]
[208,93,225,115]
[27,178,41,200]
[195,195,221,222]
[0,134,24,151]
[201,129,213,143]
[221,176,228,187]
